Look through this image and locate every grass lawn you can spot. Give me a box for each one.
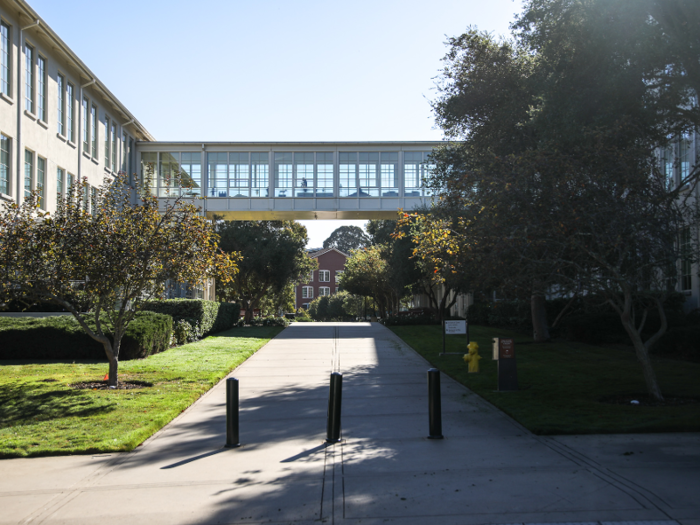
[0,326,282,458]
[389,325,700,435]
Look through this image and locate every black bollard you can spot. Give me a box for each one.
[225,377,241,448]
[326,372,343,443]
[427,368,444,439]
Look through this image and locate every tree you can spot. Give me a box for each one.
[426,0,700,399]
[339,246,399,317]
[323,225,369,253]
[0,174,237,387]
[216,221,316,322]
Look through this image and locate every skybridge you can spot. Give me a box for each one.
[137,142,440,219]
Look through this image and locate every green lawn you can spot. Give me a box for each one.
[0,326,282,458]
[389,325,700,435]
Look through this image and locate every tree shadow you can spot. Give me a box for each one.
[0,382,116,426]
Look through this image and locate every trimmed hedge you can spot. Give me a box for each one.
[382,314,440,326]
[0,311,173,361]
[141,299,240,338]
[240,316,290,327]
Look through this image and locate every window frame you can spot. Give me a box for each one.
[24,42,34,113]
[24,149,33,199]
[319,286,331,297]
[66,82,74,142]
[90,104,97,158]
[0,134,10,195]
[57,73,65,135]
[37,54,46,122]
[56,166,64,206]
[1,20,11,98]
[36,156,45,209]
[301,286,314,299]
[319,270,330,282]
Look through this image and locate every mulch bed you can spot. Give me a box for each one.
[599,393,700,407]
[70,380,153,390]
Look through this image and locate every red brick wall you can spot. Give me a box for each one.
[295,249,348,310]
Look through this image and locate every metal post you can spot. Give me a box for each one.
[427,368,444,439]
[225,377,240,448]
[326,372,343,443]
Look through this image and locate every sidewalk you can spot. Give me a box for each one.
[1,322,698,525]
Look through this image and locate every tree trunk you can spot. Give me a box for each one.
[531,292,550,342]
[105,348,119,387]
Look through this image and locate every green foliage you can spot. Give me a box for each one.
[0,172,238,386]
[293,308,313,322]
[0,312,172,361]
[381,314,439,326]
[241,316,290,327]
[215,220,316,322]
[390,325,700,435]
[0,326,281,458]
[655,326,700,361]
[322,225,369,253]
[141,299,240,338]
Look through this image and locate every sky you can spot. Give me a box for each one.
[29,0,525,246]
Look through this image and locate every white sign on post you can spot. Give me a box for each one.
[444,320,467,335]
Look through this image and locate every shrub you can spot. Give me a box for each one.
[246,316,289,327]
[0,311,173,361]
[382,314,440,326]
[142,299,240,338]
[653,326,700,361]
[172,318,203,345]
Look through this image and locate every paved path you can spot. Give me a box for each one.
[1,322,699,525]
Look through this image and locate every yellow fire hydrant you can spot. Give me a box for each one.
[463,341,482,373]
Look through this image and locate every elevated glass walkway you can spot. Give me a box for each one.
[137,142,440,219]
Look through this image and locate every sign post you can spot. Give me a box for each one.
[441,320,468,356]
[496,338,518,391]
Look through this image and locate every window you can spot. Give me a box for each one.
[180,152,201,196]
[339,152,357,197]
[1,21,11,97]
[681,228,692,291]
[335,270,343,283]
[121,132,128,172]
[358,152,379,196]
[105,116,110,166]
[679,131,692,183]
[208,152,228,197]
[37,55,46,121]
[302,303,309,310]
[380,152,398,196]
[302,286,314,299]
[274,152,292,197]
[319,270,330,282]
[662,144,674,190]
[319,287,331,297]
[140,151,157,193]
[24,43,34,113]
[56,167,64,205]
[91,105,97,157]
[111,122,117,172]
[57,74,64,135]
[0,135,10,195]
[316,152,334,197]
[91,186,97,215]
[82,97,88,151]
[308,271,314,282]
[24,149,33,199]
[36,156,45,209]
[251,152,268,197]
[66,83,74,141]
[295,152,314,197]
[229,152,249,197]
[67,172,74,194]
[335,287,339,294]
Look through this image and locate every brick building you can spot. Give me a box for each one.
[295,248,348,310]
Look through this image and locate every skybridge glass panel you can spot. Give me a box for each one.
[140,151,157,194]
[380,152,398,196]
[275,152,293,197]
[180,152,201,196]
[208,152,228,197]
[251,152,269,197]
[316,152,334,197]
[359,152,379,197]
[404,151,422,196]
[424,155,435,196]
[159,152,180,197]
[295,152,314,197]
[339,152,357,197]
[229,152,250,197]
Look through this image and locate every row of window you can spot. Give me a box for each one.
[307,269,342,283]
[141,151,435,198]
[301,286,338,299]
[0,19,134,179]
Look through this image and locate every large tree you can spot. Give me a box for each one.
[323,225,370,253]
[425,0,700,399]
[0,175,237,387]
[216,220,316,322]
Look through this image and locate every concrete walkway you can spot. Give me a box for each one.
[1,322,699,525]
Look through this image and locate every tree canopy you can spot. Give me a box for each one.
[322,225,370,253]
[0,174,237,386]
[421,0,700,399]
[215,220,316,322]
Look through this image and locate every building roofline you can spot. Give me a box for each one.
[10,0,155,142]
[137,140,449,148]
[308,247,350,258]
